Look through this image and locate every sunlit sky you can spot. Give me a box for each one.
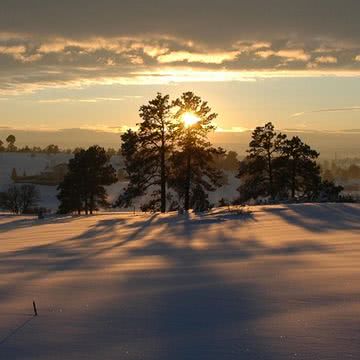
[1,0,360,133]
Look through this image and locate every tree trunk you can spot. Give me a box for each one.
[89,194,94,215]
[84,198,88,215]
[291,161,296,199]
[267,152,274,199]
[160,143,166,213]
[184,151,191,211]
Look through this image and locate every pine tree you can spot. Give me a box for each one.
[57,170,83,214]
[118,93,173,212]
[190,185,212,212]
[280,136,320,199]
[6,135,17,152]
[237,123,324,202]
[237,122,286,201]
[171,92,225,211]
[58,146,117,214]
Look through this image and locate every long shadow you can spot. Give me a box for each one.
[0,211,332,278]
[0,215,84,234]
[66,213,160,258]
[0,214,160,294]
[264,203,360,233]
[74,214,334,359]
[0,210,351,359]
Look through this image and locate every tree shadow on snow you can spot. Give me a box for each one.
[264,203,360,233]
[0,209,346,360]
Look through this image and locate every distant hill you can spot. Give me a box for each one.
[1,127,360,159]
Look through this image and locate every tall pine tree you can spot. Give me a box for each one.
[171,92,224,211]
[119,93,173,212]
[237,122,286,201]
[280,136,320,199]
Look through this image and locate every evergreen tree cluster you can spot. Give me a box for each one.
[237,122,343,202]
[118,92,225,213]
[57,146,117,214]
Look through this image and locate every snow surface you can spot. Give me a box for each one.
[0,203,359,359]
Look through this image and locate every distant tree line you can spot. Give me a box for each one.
[0,135,119,156]
[321,161,360,182]
[0,136,68,154]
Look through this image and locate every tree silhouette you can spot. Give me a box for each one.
[58,146,117,214]
[44,144,60,154]
[6,134,17,152]
[0,184,40,214]
[237,123,286,201]
[119,93,173,212]
[319,180,344,201]
[171,92,225,211]
[280,136,320,199]
[237,123,325,202]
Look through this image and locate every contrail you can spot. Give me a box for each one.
[291,106,360,117]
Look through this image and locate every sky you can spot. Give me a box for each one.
[1,0,360,133]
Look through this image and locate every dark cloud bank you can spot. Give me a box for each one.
[1,1,360,95]
[1,0,360,43]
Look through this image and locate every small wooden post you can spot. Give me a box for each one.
[33,301,38,316]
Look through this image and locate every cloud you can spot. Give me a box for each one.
[276,49,311,62]
[0,45,26,55]
[215,126,249,133]
[256,48,310,62]
[315,56,338,64]
[37,97,125,104]
[0,27,360,95]
[1,1,360,45]
[157,50,239,64]
[291,106,360,117]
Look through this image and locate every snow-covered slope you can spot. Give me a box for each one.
[0,203,359,359]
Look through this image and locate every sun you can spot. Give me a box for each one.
[182,112,200,127]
